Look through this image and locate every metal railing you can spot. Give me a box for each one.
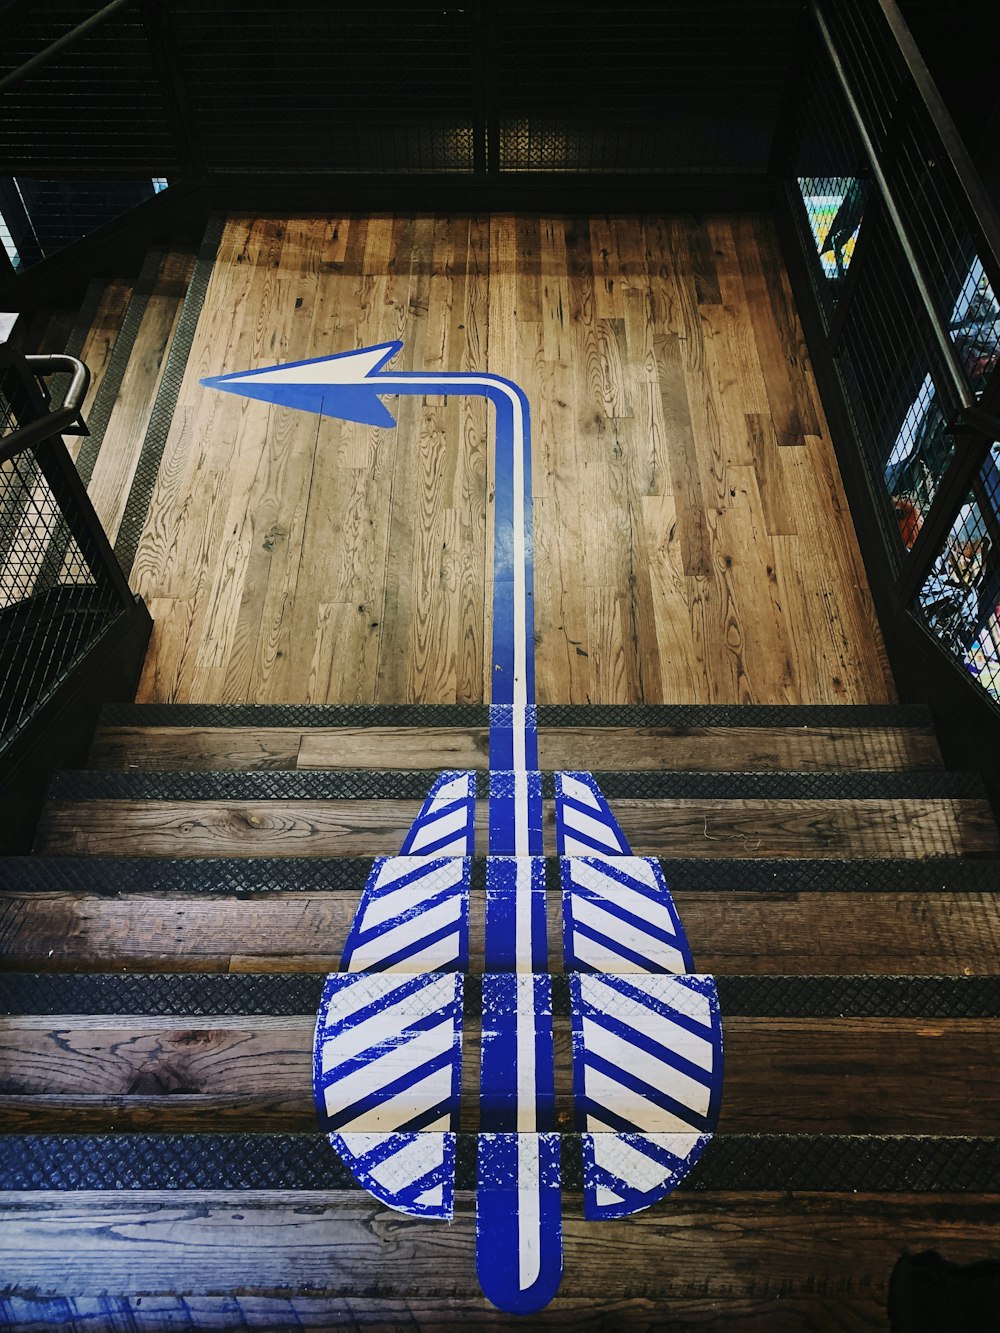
[779,0,1000,731]
[0,315,137,747]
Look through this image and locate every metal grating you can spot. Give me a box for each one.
[834,208,960,564]
[0,365,121,742]
[0,3,177,175]
[1,971,997,1020]
[168,1,477,175]
[789,25,872,323]
[2,1132,998,1194]
[495,1,799,175]
[914,441,1000,703]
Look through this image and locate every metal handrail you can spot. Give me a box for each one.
[0,0,139,96]
[0,354,90,465]
[810,0,977,419]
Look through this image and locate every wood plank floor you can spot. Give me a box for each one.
[128,213,893,707]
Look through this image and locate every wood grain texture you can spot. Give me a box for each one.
[2,1016,997,1136]
[2,892,998,975]
[121,213,893,708]
[89,722,943,772]
[0,1292,891,1331]
[32,797,1000,859]
[0,1192,995,1304]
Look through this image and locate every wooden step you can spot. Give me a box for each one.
[1,1187,995,1325]
[11,697,1000,1327]
[3,886,997,975]
[4,857,1000,976]
[1,971,997,1135]
[91,702,945,771]
[33,797,998,859]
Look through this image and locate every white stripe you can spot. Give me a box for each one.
[571,897,687,972]
[514,854,533,972]
[581,976,715,1071]
[560,774,601,809]
[583,1066,701,1133]
[432,774,473,803]
[570,859,678,936]
[599,974,714,1028]
[407,805,469,852]
[432,836,472,857]
[348,895,462,964]
[516,973,536,1132]
[374,856,464,891]
[364,1134,445,1194]
[581,1016,711,1117]
[571,931,659,974]
[350,936,461,973]
[334,1063,457,1132]
[614,857,663,892]
[361,875,462,932]
[322,1011,455,1088]
[518,1133,541,1290]
[590,1131,702,1193]
[320,982,456,1068]
[320,971,428,1024]
[561,804,623,850]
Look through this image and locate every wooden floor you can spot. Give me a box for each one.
[128,213,893,707]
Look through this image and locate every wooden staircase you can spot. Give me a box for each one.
[2,702,1000,1328]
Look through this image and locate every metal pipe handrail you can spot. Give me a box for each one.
[0,0,139,97]
[0,354,90,464]
[878,0,1000,281]
[810,0,976,417]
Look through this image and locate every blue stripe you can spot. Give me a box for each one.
[319,1007,461,1090]
[351,918,466,973]
[580,1050,714,1133]
[568,917,683,974]
[556,821,625,858]
[480,972,555,1132]
[476,1133,562,1316]
[484,856,547,971]
[580,973,719,1041]
[318,971,446,1027]
[330,1129,456,1219]
[365,856,465,898]
[570,856,688,927]
[321,1046,459,1132]
[568,887,684,953]
[576,1005,716,1089]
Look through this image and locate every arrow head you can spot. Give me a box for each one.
[200,341,403,427]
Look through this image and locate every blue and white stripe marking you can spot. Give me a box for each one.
[205,342,723,1316]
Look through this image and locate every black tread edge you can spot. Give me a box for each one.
[5,856,1000,896]
[63,280,105,361]
[114,215,224,576]
[1,1133,997,1194]
[75,248,165,487]
[1,972,998,1019]
[46,766,987,802]
[97,702,934,730]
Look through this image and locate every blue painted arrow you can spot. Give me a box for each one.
[204,343,559,1313]
[202,343,723,1317]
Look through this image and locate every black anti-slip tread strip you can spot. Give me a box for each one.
[5,856,1000,896]
[114,215,225,577]
[1,972,998,1020]
[74,248,165,487]
[98,702,933,729]
[2,1133,998,1194]
[47,767,986,802]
